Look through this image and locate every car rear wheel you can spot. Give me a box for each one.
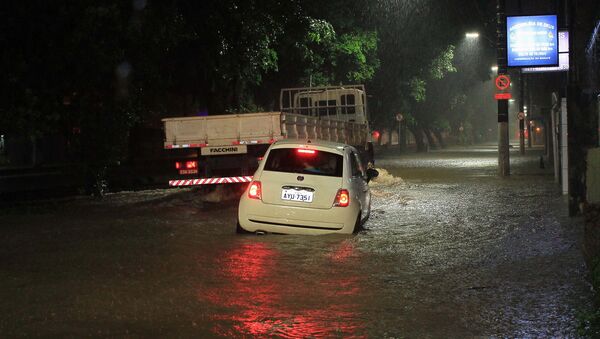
[352,213,362,234]
[236,221,251,234]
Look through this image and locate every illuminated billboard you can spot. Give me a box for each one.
[507,15,558,67]
[522,31,568,73]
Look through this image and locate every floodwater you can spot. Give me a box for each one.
[0,146,592,337]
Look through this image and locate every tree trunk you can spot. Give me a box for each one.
[424,128,437,150]
[433,129,447,148]
[233,73,246,110]
[408,126,426,152]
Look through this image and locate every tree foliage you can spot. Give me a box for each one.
[0,0,381,175]
[0,0,497,178]
[430,46,457,80]
[366,0,495,150]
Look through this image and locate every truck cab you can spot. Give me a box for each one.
[280,85,368,124]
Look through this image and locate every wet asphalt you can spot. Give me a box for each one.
[0,145,592,337]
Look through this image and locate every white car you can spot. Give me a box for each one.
[237,139,378,235]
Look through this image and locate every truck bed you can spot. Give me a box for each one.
[162,112,368,149]
[163,112,282,148]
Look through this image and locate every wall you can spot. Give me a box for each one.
[588,148,600,204]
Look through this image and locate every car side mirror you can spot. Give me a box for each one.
[366,168,379,182]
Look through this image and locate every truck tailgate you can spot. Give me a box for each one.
[162,112,282,147]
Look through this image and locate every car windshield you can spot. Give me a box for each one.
[264,148,343,177]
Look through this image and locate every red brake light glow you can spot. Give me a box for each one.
[372,130,381,140]
[297,149,316,155]
[175,162,182,169]
[186,161,198,169]
[333,189,350,207]
[248,181,262,200]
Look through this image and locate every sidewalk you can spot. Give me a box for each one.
[374,143,554,181]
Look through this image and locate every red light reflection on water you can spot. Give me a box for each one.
[197,241,366,338]
[224,242,273,281]
[327,240,356,262]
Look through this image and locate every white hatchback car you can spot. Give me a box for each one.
[237,139,378,235]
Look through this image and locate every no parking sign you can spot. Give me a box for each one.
[495,75,511,91]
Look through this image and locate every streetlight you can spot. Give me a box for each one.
[465,31,496,46]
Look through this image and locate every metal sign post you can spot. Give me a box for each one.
[496,0,510,177]
[518,111,525,155]
[396,113,404,151]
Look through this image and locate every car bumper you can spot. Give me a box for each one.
[238,198,359,235]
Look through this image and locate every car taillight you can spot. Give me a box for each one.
[333,189,350,207]
[175,161,182,169]
[297,149,316,155]
[248,181,262,200]
[186,161,198,169]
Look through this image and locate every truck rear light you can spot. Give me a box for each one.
[248,181,262,200]
[333,189,350,207]
[186,161,198,169]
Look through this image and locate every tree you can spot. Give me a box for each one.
[367,0,492,151]
[257,0,380,109]
[1,2,140,194]
[0,0,382,194]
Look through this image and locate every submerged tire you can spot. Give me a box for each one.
[236,221,251,234]
[352,214,362,234]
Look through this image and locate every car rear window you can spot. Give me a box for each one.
[263,148,343,177]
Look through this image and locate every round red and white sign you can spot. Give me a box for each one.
[495,75,511,91]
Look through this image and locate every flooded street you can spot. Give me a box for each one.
[0,146,592,337]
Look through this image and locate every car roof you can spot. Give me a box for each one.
[270,139,352,155]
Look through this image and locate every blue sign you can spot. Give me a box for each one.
[507,15,558,67]
[522,31,569,73]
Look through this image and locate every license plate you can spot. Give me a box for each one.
[281,189,314,203]
[179,169,198,175]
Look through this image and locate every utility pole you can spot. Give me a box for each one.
[527,79,533,148]
[497,0,510,176]
[566,0,582,215]
[517,0,525,156]
[519,71,525,154]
